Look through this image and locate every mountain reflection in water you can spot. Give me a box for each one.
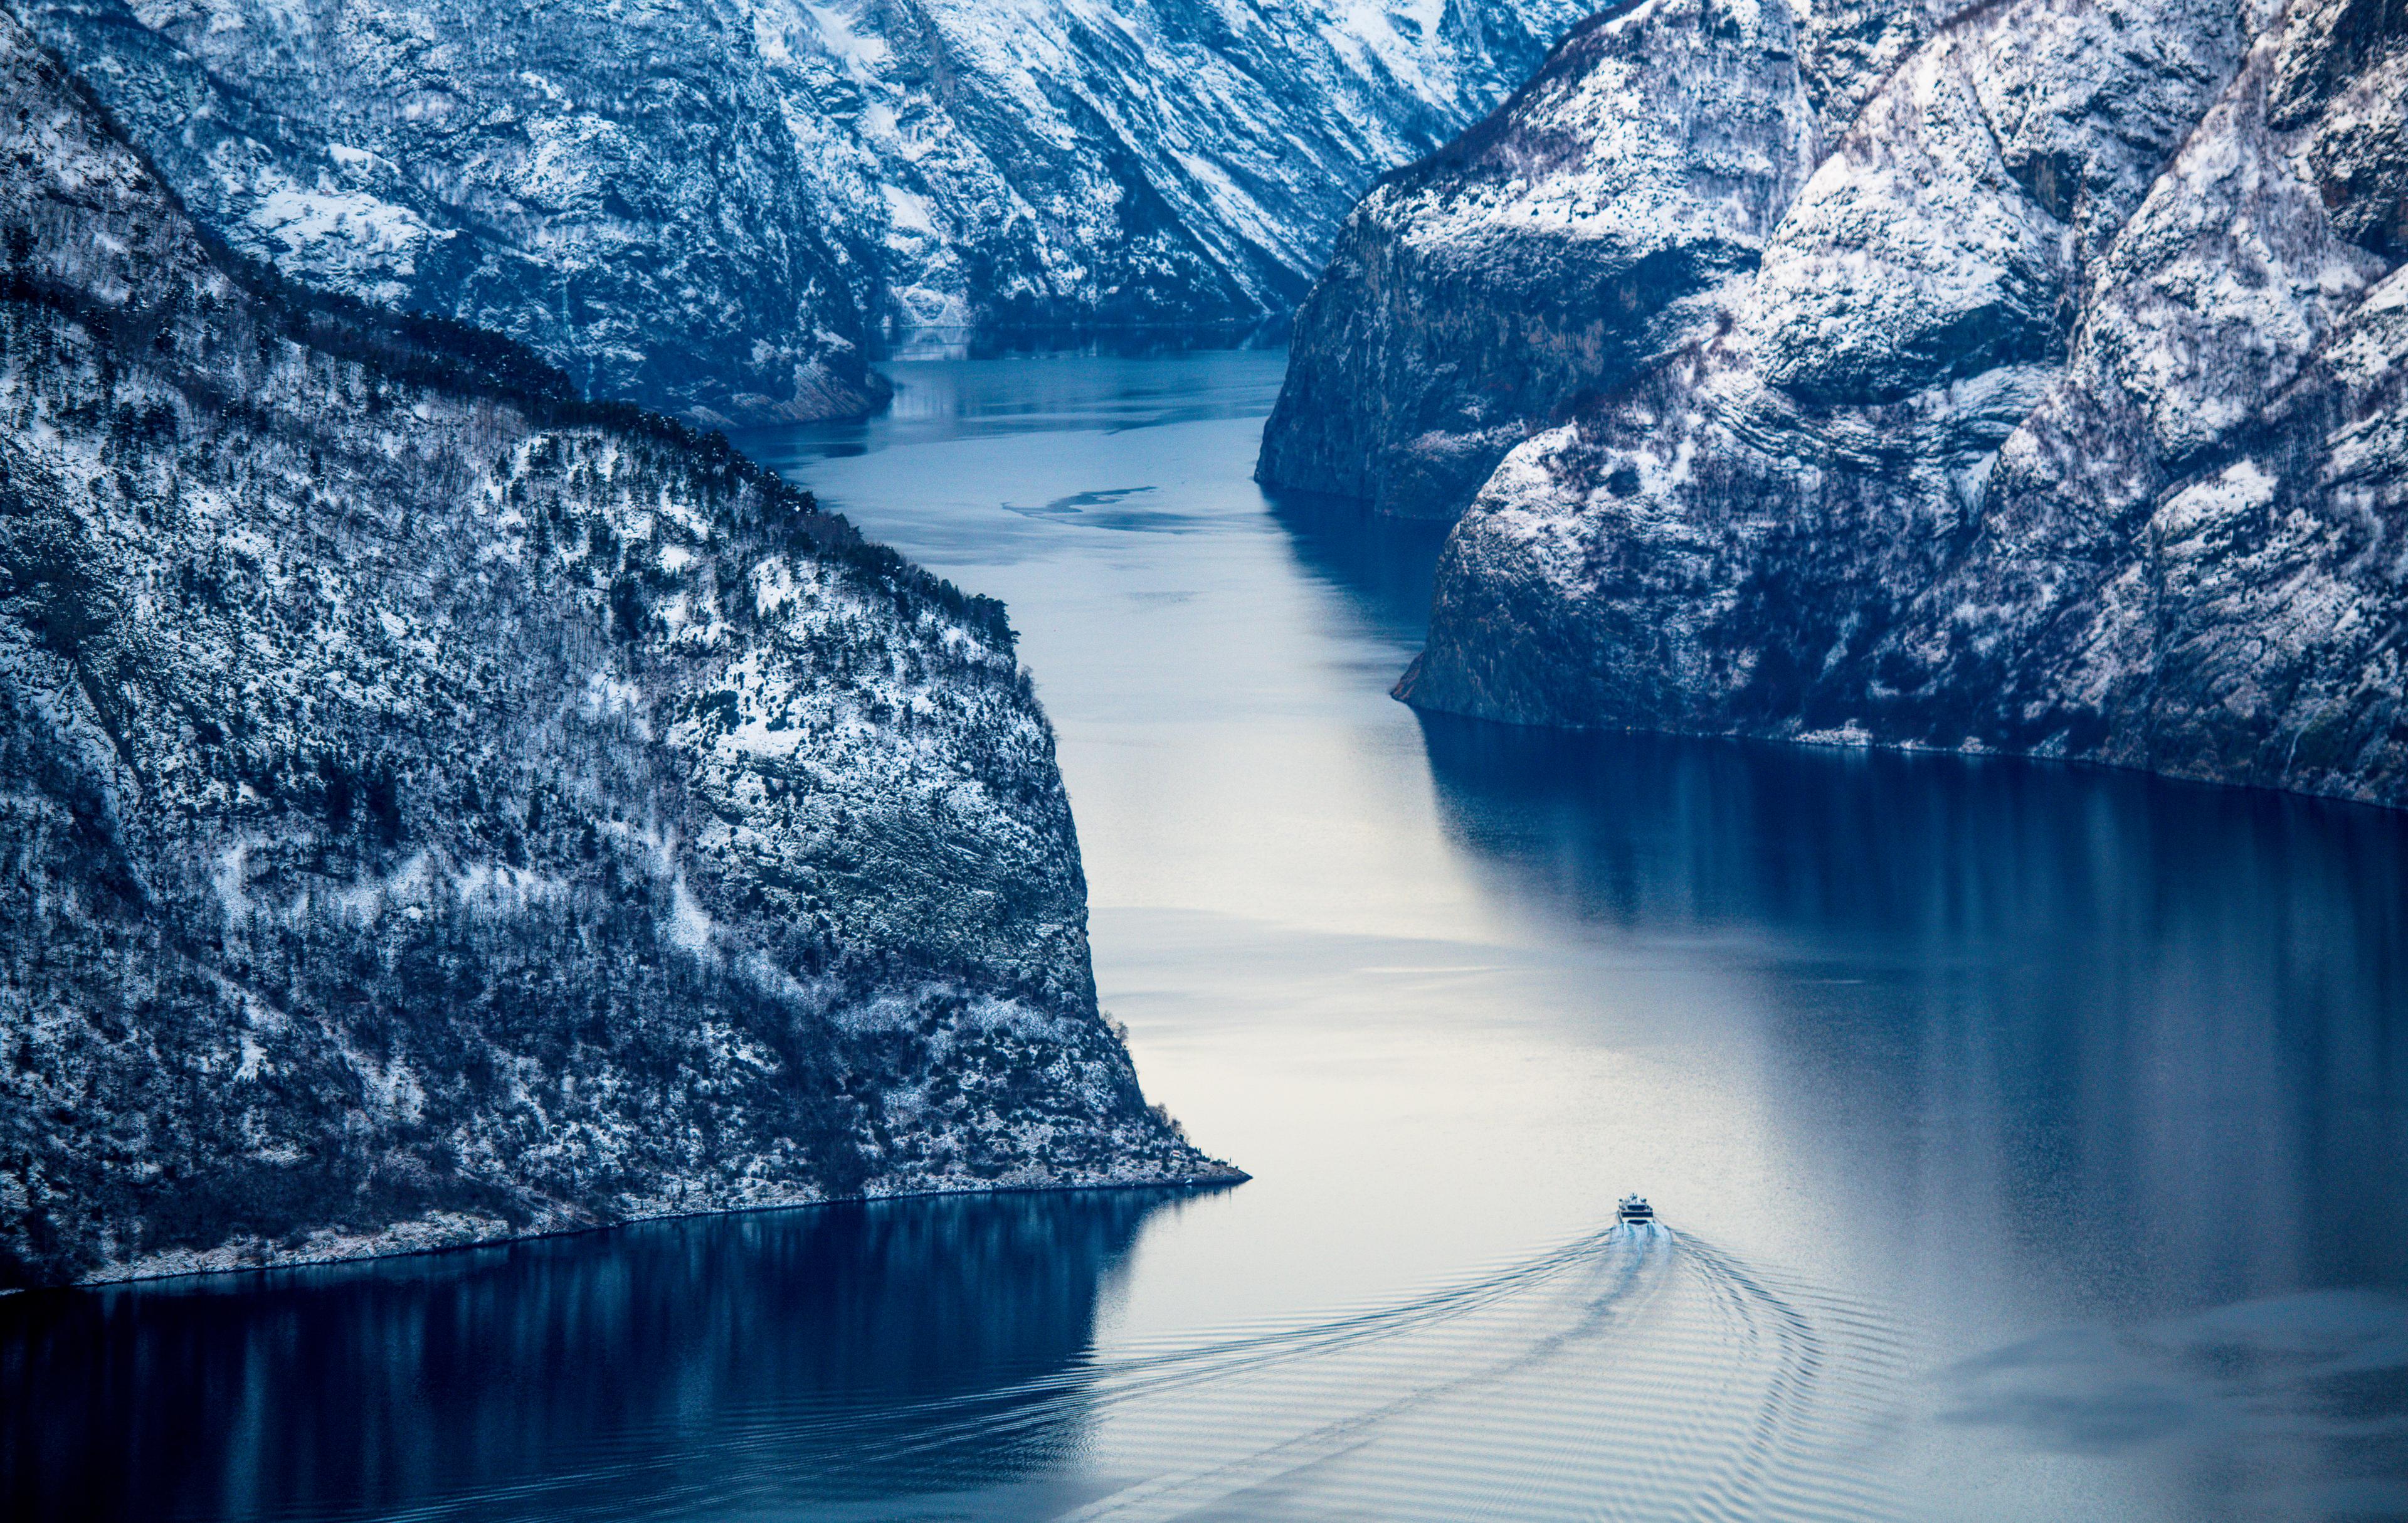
[1,1189,1200,1520]
[1413,714,2408,1294]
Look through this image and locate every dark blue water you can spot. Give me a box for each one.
[7,351,2406,1521]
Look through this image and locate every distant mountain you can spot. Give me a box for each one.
[763,0,1591,333]
[23,0,1588,425]
[0,8,1234,1288]
[1269,0,2408,807]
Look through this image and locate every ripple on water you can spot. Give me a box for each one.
[642,1224,1915,1522]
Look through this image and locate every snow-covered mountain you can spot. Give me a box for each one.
[767,0,1591,332]
[23,0,1588,425]
[1257,0,1827,519]
[1269,0,2407,807]
[25,0,891,427]
[0,8,1233,1288]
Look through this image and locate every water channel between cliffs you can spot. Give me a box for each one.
[9,348,2406,1522]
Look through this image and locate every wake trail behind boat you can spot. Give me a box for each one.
[371,1219,1913,1523]
[752,1219,1914,1522]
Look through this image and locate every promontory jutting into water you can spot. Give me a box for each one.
[8,351,2404,1521]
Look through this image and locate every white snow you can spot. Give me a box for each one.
[668,877,716,953]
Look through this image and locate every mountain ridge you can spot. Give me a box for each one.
[24,0,1592,426]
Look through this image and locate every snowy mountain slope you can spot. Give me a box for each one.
[1375,0,2408,806]
[24,0,891,428]
[0,11,1233,1288]
[1257,0,1822,518]
[758,0,1595,332]
[22,0,1588,427]
[1257,0,2262,520]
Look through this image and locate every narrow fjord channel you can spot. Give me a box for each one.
[9,350,2407,1521]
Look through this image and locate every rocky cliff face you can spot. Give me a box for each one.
[1260,0,2296,521]
[1257,0,1824,518]
[23,0,1588,427]
[1282,0,2406,808]
[0,13,1233,1288]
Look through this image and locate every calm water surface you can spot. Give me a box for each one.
[8,350,2407,1520]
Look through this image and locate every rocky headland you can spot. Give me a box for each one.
[0,9,1235,1288]
[1269,0,2408,808]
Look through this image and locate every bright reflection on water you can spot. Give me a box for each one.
[8,350,2406,1521]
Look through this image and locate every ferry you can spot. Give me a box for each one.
[1617,1194,1656,1226]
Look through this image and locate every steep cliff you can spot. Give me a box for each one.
[24,0,1590,427]
[0,13,1234,1288]
[1260,0,2277,521]
[1257,0,1823,518]
[1287,0,2404,807]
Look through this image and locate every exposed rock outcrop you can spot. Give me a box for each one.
[1376,0,2408,805]
[0,12,1235,1288]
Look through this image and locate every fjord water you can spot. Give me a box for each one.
[9,351,2407,1521]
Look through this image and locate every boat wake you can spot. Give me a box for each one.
[699,1219,1914,1523]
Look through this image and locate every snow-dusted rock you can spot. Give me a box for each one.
[1264,0,2256,521]
[1257,0,1822,519]
[24,0,892,428]
[1755,0,2249,403]
[758,0,1593,334]
[1793,0,1955,130]
[23,0,1588,426]
[2274,0,2408,258]
[1867,16,2403,795]
[0,13,1235,1288]
[1381,0,2407,806]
